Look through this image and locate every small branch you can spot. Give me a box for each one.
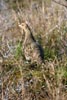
[41,65,52,95]
[52,0,67,8]
[46,17,65,36]
[2,82,4,100]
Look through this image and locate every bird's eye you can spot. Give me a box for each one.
[21,23,25,26]
[21,24,24,26]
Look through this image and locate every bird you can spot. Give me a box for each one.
[19,22,44,65]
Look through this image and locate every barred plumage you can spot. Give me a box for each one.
[19,22,44,64]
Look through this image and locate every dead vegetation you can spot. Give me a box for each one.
[0,0,67,100]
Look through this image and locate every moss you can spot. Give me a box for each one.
[63,67,67,79]
[15,41,24,60]
[31,70,43,78]
[44,46,56,60]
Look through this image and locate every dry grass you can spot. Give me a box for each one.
[0,0,67,100]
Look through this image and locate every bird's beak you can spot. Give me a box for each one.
[19,24,22,28]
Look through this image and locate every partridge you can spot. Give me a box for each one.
[19,22,44,64]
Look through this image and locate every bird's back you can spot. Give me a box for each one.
[19,22,44,64]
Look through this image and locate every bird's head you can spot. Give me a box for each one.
[18,22,26,35]
[19,22,31,35]
[19,21,29,30]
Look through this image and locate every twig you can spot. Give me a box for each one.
[46,17,65,36]
[52,0,67,8]
[41,64,52,95]
[2,82,4,100]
